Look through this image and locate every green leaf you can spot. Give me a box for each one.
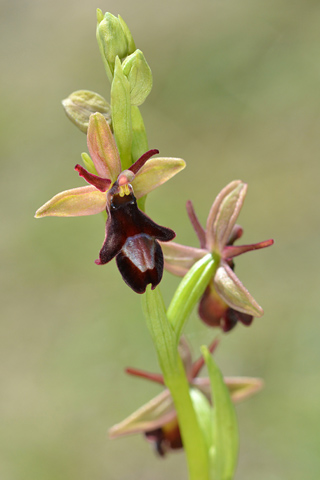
[167,253,217,340]
[201,346,239,480]
[189,387,212,451]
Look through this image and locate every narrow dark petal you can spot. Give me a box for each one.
[186,200,206,248]
[129,149,159,174]
[227,224,244,245]
[116,237,163,294]
[125,367,165,385]
[224,238,274,260]
[74,164,111,192]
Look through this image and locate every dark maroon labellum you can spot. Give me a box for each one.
[96,189,175,294]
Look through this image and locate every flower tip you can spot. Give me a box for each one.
[95,259,102,265]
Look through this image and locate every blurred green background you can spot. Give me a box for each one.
[1,0,320,478]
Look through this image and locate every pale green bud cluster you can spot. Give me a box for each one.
[62,10,153,175]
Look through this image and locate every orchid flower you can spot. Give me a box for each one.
[109,337,263,456]
[35,113,185,293]
[161,181,274,331]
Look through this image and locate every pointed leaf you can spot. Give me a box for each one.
[87,112,121,181]
[201,346,239,480]
[131,157,186,198]
[35,186,107,217]
[189,387,213,451]
[109,390,176,438]
[167,253,216,340]
[214,263,264,317]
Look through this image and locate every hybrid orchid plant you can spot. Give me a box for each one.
[35,10,273,480]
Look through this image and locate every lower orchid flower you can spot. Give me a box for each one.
[109,337,263,456]
[161,181,274,331]
[35,112,185,293]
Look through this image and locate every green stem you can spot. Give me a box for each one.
[142,287,210,480]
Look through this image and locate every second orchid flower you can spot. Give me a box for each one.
[162,181,274,331]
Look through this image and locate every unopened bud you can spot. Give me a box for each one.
[62,90,111,133]
[96,11,135,81]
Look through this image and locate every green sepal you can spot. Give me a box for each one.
[167,253,217,341]
[122,50,153,106]
[201,346,239,480]
[62,90,111,134]
[81,152,97,175]
[111,57,133,170]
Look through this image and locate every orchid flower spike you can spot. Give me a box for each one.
[109,337,263,456]
[161,181,274,331]
[35,113,185,293]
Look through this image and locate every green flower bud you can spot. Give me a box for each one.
[62,90,111,133]
[122,50,153,106]
[96,12,135,82]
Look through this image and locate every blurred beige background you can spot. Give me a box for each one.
[1,0,320,478]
